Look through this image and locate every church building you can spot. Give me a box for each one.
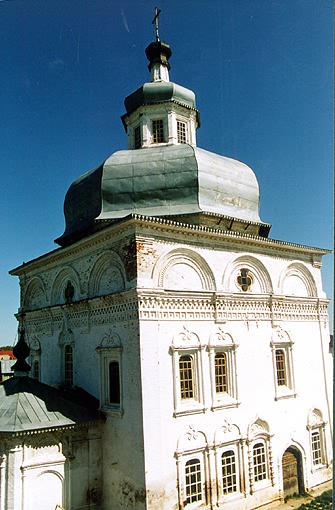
[3,20,332,510]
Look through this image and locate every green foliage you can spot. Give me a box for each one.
[296,490,332,510]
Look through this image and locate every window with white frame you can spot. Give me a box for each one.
[185,458,203,504]
[177,120,187,143]
[170,326,204,417]
[96,330,123,415]
[307,408,327,470]
[253,442,267,482]
[215,353,228,394]
[176,428,207,508]
[271,326,296,400]
[179,354,195,400]
[275,349,286,386]
[209,329,239,409]
[247,418,274,493]
[221,450,238,495]
[311,431,322,466]
[152,119,164,143]
[214,423,243,504]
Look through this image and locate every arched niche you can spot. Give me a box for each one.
[152,248,216,291]
[279,262,317,297]
[88,251,126,298]
[223,255,273,294]
[23,277,46,311]
[51,267,80,306]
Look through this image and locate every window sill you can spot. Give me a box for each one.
[217,492,244,505]
[174,403,206,417]
[275,387,297,401]
[101,405,124,417]
[311,463,327,472]
[251,479,272,493]
[211,396,240,410]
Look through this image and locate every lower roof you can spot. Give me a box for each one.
[0,375,104,434]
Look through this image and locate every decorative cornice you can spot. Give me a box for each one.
[10,214,330,277]
[21,291,330,334]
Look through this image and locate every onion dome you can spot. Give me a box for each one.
[12,327,31,374]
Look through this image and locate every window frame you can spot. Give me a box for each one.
[252,442,268,483]
[271,327,296,400]
[177,119,187,144]
[171,328,205,417]
[179,354,196,400]
[100,349,123,415]
[248,438,272,493]
[208,331,239,410]
[134,124,141,149]
[32,359,40,380]
[311,430,323,466]
[307,409,328,471]
[108,360,121,406]
[176,451,207,509]
[185,458,203,504]
[221,448,239,496]
[151,118,165,144]
[96,331,123,416]
[28,336,41,382]
[64,344,74,387]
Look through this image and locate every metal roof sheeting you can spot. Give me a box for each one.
[0,376,104,433]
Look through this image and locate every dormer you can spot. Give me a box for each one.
[121,39,200,149]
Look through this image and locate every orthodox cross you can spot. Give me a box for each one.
[152,7,162,41]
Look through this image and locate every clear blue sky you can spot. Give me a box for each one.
[0,0,333,344]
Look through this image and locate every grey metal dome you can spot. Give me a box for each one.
[56,144,270,246]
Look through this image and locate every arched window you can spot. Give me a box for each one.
[275,349,286,386]
[185,458,202,504]
[64,345,73,387]
[179,355,194,399]
[109,361,120,405]
[253,442,267,482]
[307,409,327,469]
[215,353,228,393]
[221,450,237,494]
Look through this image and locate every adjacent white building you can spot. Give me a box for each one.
[3,29,332,510]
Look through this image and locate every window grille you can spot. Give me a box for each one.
[215,353,228,393]
[109,361,120,405]
[32,359,40,380]
[152,119,164,143]
[253,442,267,482]
[64,345,73,387]
[222,450,237,494]
[185,459,202,503]
[237,268,252,292]
[275,349,286,386]
[177,121,187,143]
[179,355,194,399]
[311,431,322,465]
[134,125,141,149]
